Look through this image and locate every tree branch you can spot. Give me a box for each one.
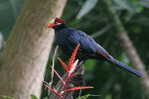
[101,0,149,95]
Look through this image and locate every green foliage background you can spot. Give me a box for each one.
[0,0,149,99]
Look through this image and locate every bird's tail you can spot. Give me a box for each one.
[107,57,143,77]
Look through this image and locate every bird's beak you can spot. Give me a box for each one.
[48,23,56,28]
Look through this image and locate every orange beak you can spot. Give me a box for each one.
[48,23,56,28]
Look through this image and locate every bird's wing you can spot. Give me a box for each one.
[68,29,95,52]
[67,28,112,58]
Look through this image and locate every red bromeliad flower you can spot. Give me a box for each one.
[63,86,94,93]
[52,67,66,85]
[43,83,63,99]
[58,44,80,75]
[44,44,94,99]
[67,44,80,71]
[58,58,69,72]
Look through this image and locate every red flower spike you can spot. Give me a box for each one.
[55,18,65,23]
[68,44,80,71]
[43,84,63,98]
[58,58,69,72]
[69,59,79,74]
[63,86,94,93]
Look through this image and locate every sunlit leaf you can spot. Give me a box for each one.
[31,95,38,99]
[77,94,100,99]
[113,0,132,11]
[76,0,98,19]
[0,95,15,99]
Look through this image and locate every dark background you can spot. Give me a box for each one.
[0,0,148,99]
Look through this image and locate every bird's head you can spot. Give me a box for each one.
[48,18,65,28]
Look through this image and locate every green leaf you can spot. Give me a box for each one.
[31,95,38,99]
[113,0,132,11]
[77,94,100,99]
[84,60,96,71]
[0,95,15,99]
[105,94,112,99]
[43,97,48,99]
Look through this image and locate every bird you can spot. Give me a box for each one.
[48,18,143,77]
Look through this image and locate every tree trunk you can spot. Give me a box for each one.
[0,0,67,99]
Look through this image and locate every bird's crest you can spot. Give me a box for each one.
[55,18,65,24]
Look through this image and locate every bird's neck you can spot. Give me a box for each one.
[53,23,66,30]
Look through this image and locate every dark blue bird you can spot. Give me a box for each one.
[48,18,143,77]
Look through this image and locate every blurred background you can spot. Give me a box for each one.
[0,0,149,99]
